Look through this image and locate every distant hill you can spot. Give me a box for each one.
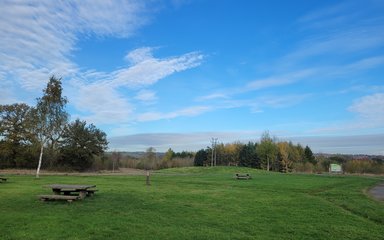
[106,151,165,159]
[314,153,384,160]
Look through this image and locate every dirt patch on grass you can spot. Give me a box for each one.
[369,183,384,201]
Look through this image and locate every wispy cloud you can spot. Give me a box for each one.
[69,48,203,124]
[108,130,261,151]
[137,105,212,122]
[198,69,316,102]
[310,93,384,135]
[0,1,204,126]
[289,1,384,65]
[348,93,384,121]
[110,50,203,88]
[68,82,133,125]
[217,94,312,113]
[244,69,315,92]
[289,134,384,155]
[135,89,158,104]
[285,27,384,64]
[197,1,384,132]
[195,69,315,116]
[0,1,149,92]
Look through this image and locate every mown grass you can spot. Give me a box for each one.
[1,167,383,240]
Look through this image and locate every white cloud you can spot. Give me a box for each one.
[0,1,204,126]
[0,0,150,93]
[195,69,315,115]
[69,48,203,124]
[348,93,384,120]
[197,69,316,105]
[111,51,203,88]
[137,106,212,122]
[245,69,315,91]
[298,2,349,24]
[288,1,384,65]
[75,0,148,37]
[125,47,155,64]
[196,93,229,101]
[259,94,312,108]
[135,89,157,103]
[69,81,133,125]
[345,56,384,71]
[310,93,384,135]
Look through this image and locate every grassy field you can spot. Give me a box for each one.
[1,167,383,240]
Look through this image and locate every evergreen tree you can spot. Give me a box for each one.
[239,142,259,168]
[194,149,208,166]
[304,145,316,164]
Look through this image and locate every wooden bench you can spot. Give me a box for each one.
[39,194,79,202]
[235,173,251,180]
[56,189,98,197]
[0,177,7,182]
[86,189,98,196]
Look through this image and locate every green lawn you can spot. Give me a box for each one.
[1,167,383,240]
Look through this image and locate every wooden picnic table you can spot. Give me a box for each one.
[235,173,252,180]
[39,184,97,202]
[48,184,97,198]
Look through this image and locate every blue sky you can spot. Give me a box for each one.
[1,0,384,154]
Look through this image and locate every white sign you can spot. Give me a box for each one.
[330,163,342,173]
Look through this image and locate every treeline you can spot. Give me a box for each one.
[315,154,384,174]
[0,76,108,175]
[193,132,384,174]
[194,132,316,173]
[94,140,384,174]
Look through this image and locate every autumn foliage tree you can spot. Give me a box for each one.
[257,131,278,171]
[193,132,318,173]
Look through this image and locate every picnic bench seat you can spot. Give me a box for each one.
[86,189,98,196]
[39,194,79,202]
[59,189,98,196]
[235,173,252,180]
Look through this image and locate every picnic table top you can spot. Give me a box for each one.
[47,184,96,190]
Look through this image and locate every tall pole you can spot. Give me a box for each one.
[214,138,217,166]
[211,138,218,166]
[211,138,214,167]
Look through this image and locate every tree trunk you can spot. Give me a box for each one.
[36,143,44,178]
[267,157,270,171]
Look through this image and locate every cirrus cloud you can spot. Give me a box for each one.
[1,0,204,127]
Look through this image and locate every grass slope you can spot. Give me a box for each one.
[1,167,383,240]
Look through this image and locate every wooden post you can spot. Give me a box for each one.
[146,170,150,186]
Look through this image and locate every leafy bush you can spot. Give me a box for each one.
[292,162,314,173]
[344,159,384,174]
